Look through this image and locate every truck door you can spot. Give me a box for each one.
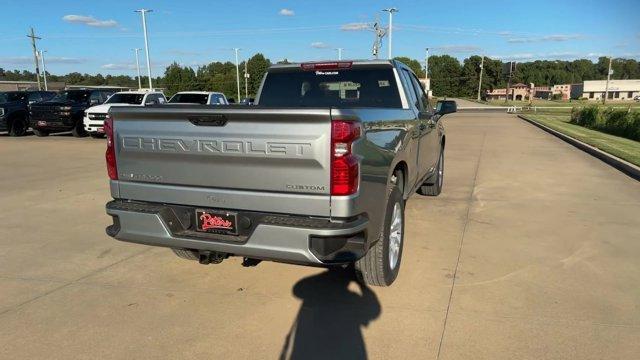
[402,69,439,179]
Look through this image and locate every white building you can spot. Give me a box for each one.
[582,79,640,101]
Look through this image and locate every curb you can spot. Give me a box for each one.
[517,115,640,181]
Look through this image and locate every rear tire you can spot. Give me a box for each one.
[171,248,199,261]
[71,120,88,138]
[417,148,444,196]
[355,176,404,287]
[33,128,49,137]
[8,116,28,137]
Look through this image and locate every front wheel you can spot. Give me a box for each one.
[8,116,28,137]
[71,120,88,138]
[33,128,49,137]
[355,176,404,286]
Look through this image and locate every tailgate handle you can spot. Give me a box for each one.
[188,114,228,126]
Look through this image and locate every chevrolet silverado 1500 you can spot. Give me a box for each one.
[105,60,456,286]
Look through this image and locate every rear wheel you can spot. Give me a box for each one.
[33,128,49,137]
[417,148,444,196]
[355,175,404,286]
[8,116,28,137]
[171,248,199,261]
[71,120,88,138]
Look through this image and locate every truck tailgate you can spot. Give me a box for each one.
[110,106,331,204]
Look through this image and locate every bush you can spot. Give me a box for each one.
[572,106,640,141]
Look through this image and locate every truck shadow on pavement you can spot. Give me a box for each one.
[280,266,381,360]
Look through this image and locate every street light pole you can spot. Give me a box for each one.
[382,8,398,59]
[477,55,484,101]
[335,48,343,60]
[244,57,249,99]
[234,48,241,102]
[133,48,142,89]
[603,57,612,105]
[424,48,429,78]
[135,9,153,89]
[39,50,48,91]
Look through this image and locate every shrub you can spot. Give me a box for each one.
[571,107,640,141]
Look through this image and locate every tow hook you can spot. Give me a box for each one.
[198,251,227,265]
[242,257,262,267]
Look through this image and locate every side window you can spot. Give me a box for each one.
[399,69,418,109]
[90,92,102,103]
[408,72,430,113]
[157,94,166,104]
[28,92,42,102]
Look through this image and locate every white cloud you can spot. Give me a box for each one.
[431,45,482,53]
[507,34,582,43]
[101,63,137,70]
[341,22,370,31]
[0,56,86,64]
[279,8,294,16]
[489,53,534,61]
[63,15,118,28]
[310,42,329,49]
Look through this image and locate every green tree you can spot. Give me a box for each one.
[393,56,425,78]
[428,55,462,97]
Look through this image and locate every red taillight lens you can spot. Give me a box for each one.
[104,116,118,180]
[331,120,361,196]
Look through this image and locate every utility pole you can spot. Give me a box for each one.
[335,48,343,60]
[26,28,42,90]
[603,57,612,105]
[424,48,429,78]
[477,55,484,101]
[505,61,515,103]
[39,50,48,91]
[382,8,398,59]
[244,57,249,99]
[233,48,241,102]
[135,9,153,89]
[133,48,142,89]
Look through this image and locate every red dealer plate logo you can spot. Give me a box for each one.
[195,210,238,235]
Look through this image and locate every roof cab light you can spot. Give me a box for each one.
[104,115,118,180]
[301,61,353,71]
[331,120,361,196]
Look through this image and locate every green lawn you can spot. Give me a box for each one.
[521,114,640,167]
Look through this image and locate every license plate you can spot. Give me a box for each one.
[195,209,238,235]
[37,121,47,126]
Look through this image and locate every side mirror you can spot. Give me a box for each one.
[436,100,457,115]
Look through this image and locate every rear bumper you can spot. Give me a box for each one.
[105,200,369,265]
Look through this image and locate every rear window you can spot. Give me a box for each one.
[169,93,209,105]
[259,67,402,108]
[106,93,145,104]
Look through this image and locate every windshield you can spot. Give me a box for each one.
[51,91,90,103]
[0,92,26,103]
[169,93,209,104]
[259,67,402,108]
[106,93,145,105]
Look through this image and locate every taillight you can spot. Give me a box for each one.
[301,61,353,71]
[104,115,118,180]
[331,120,361,196]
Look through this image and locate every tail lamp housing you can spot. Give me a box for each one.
[104,115,118,180]
[331,120,361,196]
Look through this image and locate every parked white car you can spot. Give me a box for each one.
[168,91,228,105]
[84,90,166,137]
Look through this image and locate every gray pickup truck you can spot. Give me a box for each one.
[105,60,456,286]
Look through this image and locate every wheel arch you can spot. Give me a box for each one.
[391,160,409,199]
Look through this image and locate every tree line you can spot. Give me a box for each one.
[1,54,638,98]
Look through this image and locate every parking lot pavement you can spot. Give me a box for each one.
[1,113,639,359]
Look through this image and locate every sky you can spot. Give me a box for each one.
[1,0,639,77]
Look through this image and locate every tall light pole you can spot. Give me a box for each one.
[244,57,249,99]
[135,9,153,89]
[233,48,241,102]
[133,48,142,89]
[382,8,398,59]
[477,55,484,101]
[38,50,48,91]
[335,48,343,60]
[26,28,42,90]
[603,57,613,105]
[424,48,429,78]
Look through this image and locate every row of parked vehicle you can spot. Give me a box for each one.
[0,88,254,138]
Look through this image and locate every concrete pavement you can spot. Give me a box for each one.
[1,113,639,359]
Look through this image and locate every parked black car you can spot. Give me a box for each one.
[0,91,55,136]
[29,89,115,137]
